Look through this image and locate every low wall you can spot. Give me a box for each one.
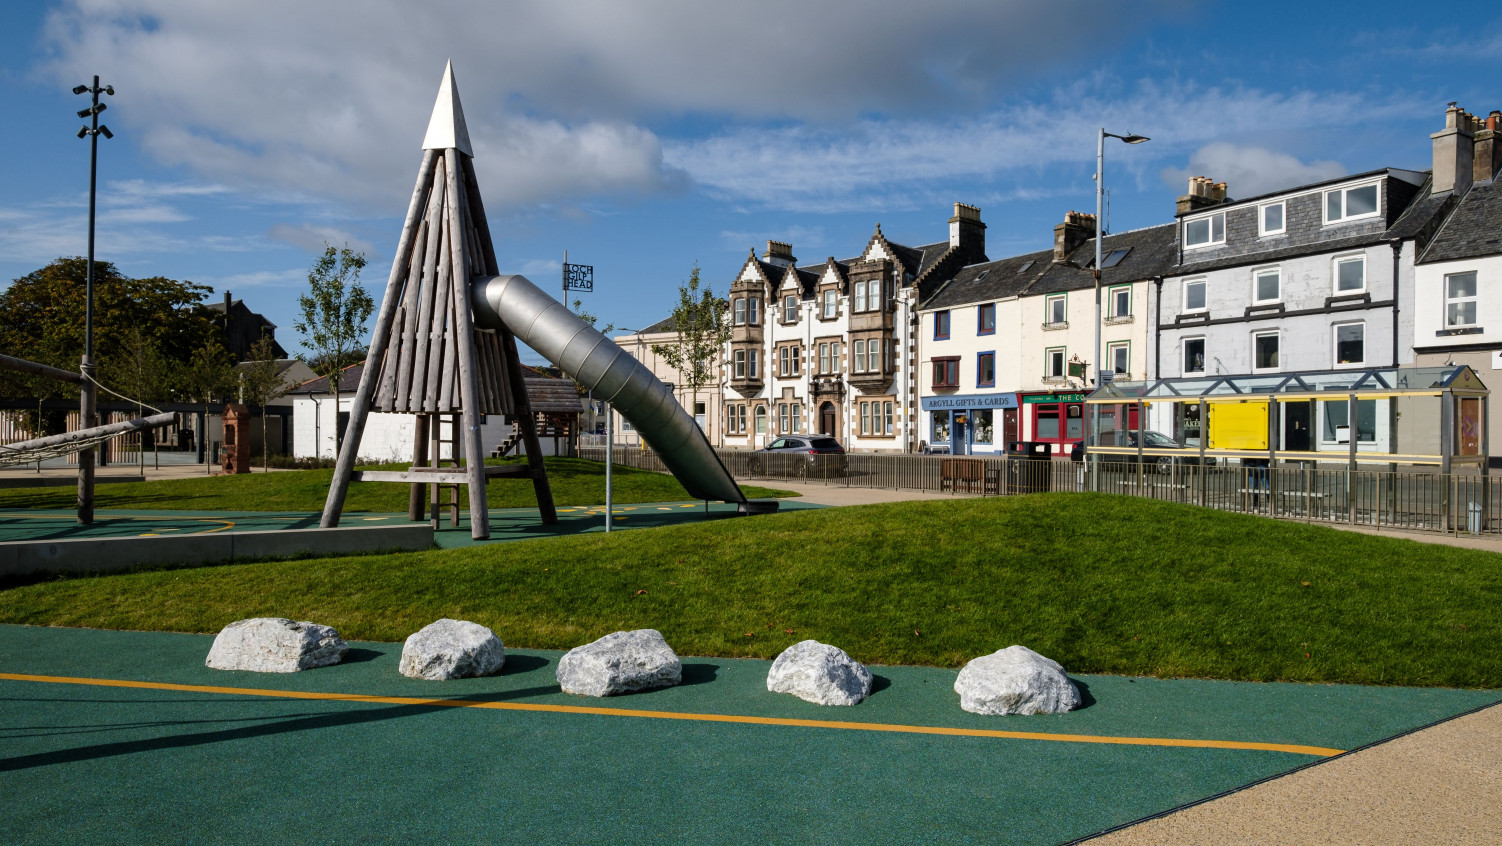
[0,524,433,577]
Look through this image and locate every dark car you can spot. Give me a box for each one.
[1070,430,1215,474]
[746,436,847,478]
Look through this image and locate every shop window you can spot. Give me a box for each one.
[973,409,993,444]
[1066,403,1084,440]
[1036,406,1061,439]
[1322,399,1376,443]
[932,411,950,444]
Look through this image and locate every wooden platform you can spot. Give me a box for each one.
[352,464,533,485]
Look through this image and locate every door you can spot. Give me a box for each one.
[820,402,836,436]
[952,413,969,455]
[1003,408,1019,447]
[1284,401,1311,452]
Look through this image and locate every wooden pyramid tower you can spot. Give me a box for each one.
[321,62,556,539]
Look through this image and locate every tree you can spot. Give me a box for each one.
[0,257,220,397]
[239,334,289,471]
[103,327,171,469]
[650,265,730,434]
[292,244,372,459]
[178,342,235,473]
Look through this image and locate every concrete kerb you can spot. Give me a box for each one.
[0,524,433,577]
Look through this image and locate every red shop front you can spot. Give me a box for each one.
[1023,392,1086,456]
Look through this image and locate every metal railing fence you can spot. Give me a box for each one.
[576,446,1497,536]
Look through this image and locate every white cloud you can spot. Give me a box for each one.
[1160,143,1347,200]
[38,0,1177,214]
[668,80,1414,212]
[268,223,375,256]
[204,268,307,289]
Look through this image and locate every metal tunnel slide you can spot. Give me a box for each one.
[471,274,755,508]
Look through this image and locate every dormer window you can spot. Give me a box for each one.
[782,294,798,323]
[821,289,836,319]
[1258,202,1285,236]
[1325,183,1380,224]
[1184,212,1225,249]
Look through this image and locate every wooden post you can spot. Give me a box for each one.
[322,149,437,528]
[409,413,429,521]
[443,150,491,539]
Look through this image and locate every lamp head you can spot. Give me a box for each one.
[1121,134,1150,144]
[103,85,114,96]
[98,125,112,139]
[77,107,92,118]
[76,126,88,139]
[72,84,88,95]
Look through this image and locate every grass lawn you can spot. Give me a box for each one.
[0,457,794,512]
[3,493,1499,688]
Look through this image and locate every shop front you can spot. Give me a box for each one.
[921,392,1019,455]
[1022,392,1087,456]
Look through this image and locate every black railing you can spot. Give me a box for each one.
[576,445,1497,536]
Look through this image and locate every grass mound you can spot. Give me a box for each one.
[0,457,793,512]
[2,492,1499,687]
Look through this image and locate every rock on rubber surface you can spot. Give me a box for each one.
[766,640,873,706]
[205,617,347,673]
[556,629,682,697]
[954,645,1080,715]
[399,618,506,680]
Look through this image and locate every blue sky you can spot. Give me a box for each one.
[1,1,1499,365]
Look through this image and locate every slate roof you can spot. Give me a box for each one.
[920,223,1177,310]
[1386,172,1453,242]
[1419,178,1502,264]
[1174,231,1386,276]
[636,315,678,334]
[294,362,363,394]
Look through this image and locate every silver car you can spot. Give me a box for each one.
[746,436,847,478]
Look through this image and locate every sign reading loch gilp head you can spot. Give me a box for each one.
[920,393,1019,411]
[563,262,593,292]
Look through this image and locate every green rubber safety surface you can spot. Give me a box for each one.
[0,500,822,550]
[2,625,1496,845]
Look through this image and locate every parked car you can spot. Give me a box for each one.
[746,436,847,478]
[1070,430,1215,474]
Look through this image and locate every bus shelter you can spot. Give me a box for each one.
[1082,365,1488,474]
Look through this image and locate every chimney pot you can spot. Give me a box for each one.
[1433,102,1477,194]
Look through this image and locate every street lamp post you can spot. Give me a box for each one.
[74,75,113,524]
[1093,128,1149,390]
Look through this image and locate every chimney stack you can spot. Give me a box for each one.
[762,240,795,268]
[1176,176,1228,215]
[1473,109,1502,184]
[948,202,986,261]
[1053,210,1096,262]
[1432,103,1479,195]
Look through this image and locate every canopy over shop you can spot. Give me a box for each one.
[1082,365,1488,472]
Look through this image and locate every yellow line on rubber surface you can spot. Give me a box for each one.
[0,514,236,534]
[0,672,1344,757]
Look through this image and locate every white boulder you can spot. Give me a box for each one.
[556,629,682,697]
[399,618,506,681]
[954,645,1080,715]
[205,617,347,673]
[766,640,873,706]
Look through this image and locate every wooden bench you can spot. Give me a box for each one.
[940,458,985,492]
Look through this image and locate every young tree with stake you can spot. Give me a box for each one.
[293,245,372,460]
[239,334,290,471]
[650,265,729,435]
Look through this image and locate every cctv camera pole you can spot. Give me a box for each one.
[75,75,113,524]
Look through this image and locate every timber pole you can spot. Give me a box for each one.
[444,150,491,539]
[321,148,437,529]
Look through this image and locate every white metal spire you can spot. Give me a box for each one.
[421,60,473,156]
